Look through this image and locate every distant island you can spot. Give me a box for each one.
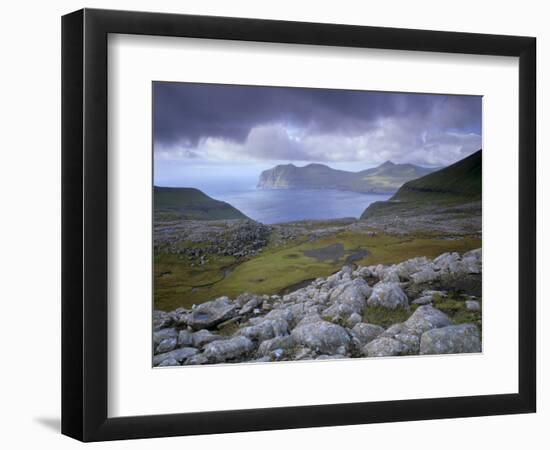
[257,161,437,194]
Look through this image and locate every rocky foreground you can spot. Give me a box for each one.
[153,249,482,366]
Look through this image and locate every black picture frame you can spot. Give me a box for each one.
[61,8,536,442]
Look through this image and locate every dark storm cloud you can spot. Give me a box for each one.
[154,83,480,144]
[153,82,481,166]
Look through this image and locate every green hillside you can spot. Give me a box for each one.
[391,150,481,202]
[154,187,249,221]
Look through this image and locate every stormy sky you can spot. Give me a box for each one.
[153,82,481,189]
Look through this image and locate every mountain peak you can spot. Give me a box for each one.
[380,160,395,167]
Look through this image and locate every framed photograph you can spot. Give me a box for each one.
[61,8,536,442]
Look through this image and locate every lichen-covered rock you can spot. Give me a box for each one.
[402,305,452,335]
[393,333,420,354]
[395,257,431,279]
[203,336,255,363]
[366,282,409,310]
[346,312,363,328]
[327,278,372,317]
[183,353,210,366]
[291,320,351,355]
[379,267,401,283]
[156,337,177,354]
[257,335,295,356]
[153,347,199,366]
[420,324,481,354]
[350,323,385,347]
[186,296,236,330]
[263,308,294,325]
[465,300,481,311]
[412,295,433,305]
[238,318,289,343]
[153,327,178,346]
[157,358,179,367]
[363,337,408,357]
[410,267,439,284]
[238,295,263,315]
[433,252,460,271]
[177,330,194,347]
[192,329,225,348]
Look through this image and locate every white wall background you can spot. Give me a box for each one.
[0,1,546,448]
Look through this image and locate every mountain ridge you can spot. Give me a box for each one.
[257,161,437,194]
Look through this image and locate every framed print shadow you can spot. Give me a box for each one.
[61,8,536,442]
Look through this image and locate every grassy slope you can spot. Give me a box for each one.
[154,186,249,220]
[391,150,481,202]
[360,150,481,220]
[154,230,481,311]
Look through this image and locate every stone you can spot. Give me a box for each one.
[294,346,315,360]
[264,308,294,325]
[420,324,481,354]
[238,318,289,343]
[402,305,452,335]
[346,312,362,328]
[465,300,481,311]
[329,278,372,310]
[153,347,199,366]
[157,358,179,367]
[156,337,177,353]
[153,328,178,346]
[271,348,285,360]
[353,266,372,278]
[186,296,236,330]
[363,337,408,357]
[433,252,460,271]
[192,329,224,348]
[422,290,447,298]
[379,267,401,283]
[203,336,255,363]
[412,295,433,305]
[153,311,174,331]
[461,248,482,274]
[410,267,439,284]
[177,330,194,347]
[366,282,409,310]
[234,292,258,308]
[291,320,351,355]
[316,354,347,360]
[351,323,385,347]
[394,333,420,354]
[183,353,210,365]
[257,335,295,356]
[238,295,263,315]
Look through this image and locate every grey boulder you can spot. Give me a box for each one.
[186,296,237,330]
[402,305,452,335]
[350,323,385,347]
[153,347,199,366]
[366,282,409,310]
[363,337,408,357]
[156,337,177,354]
[203,336,255,363]
[238,318,289,343]
[291,320,351,355]
[420,324,481,354]
[465,300,481,311]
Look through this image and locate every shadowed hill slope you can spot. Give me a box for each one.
[154,186,249,221]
